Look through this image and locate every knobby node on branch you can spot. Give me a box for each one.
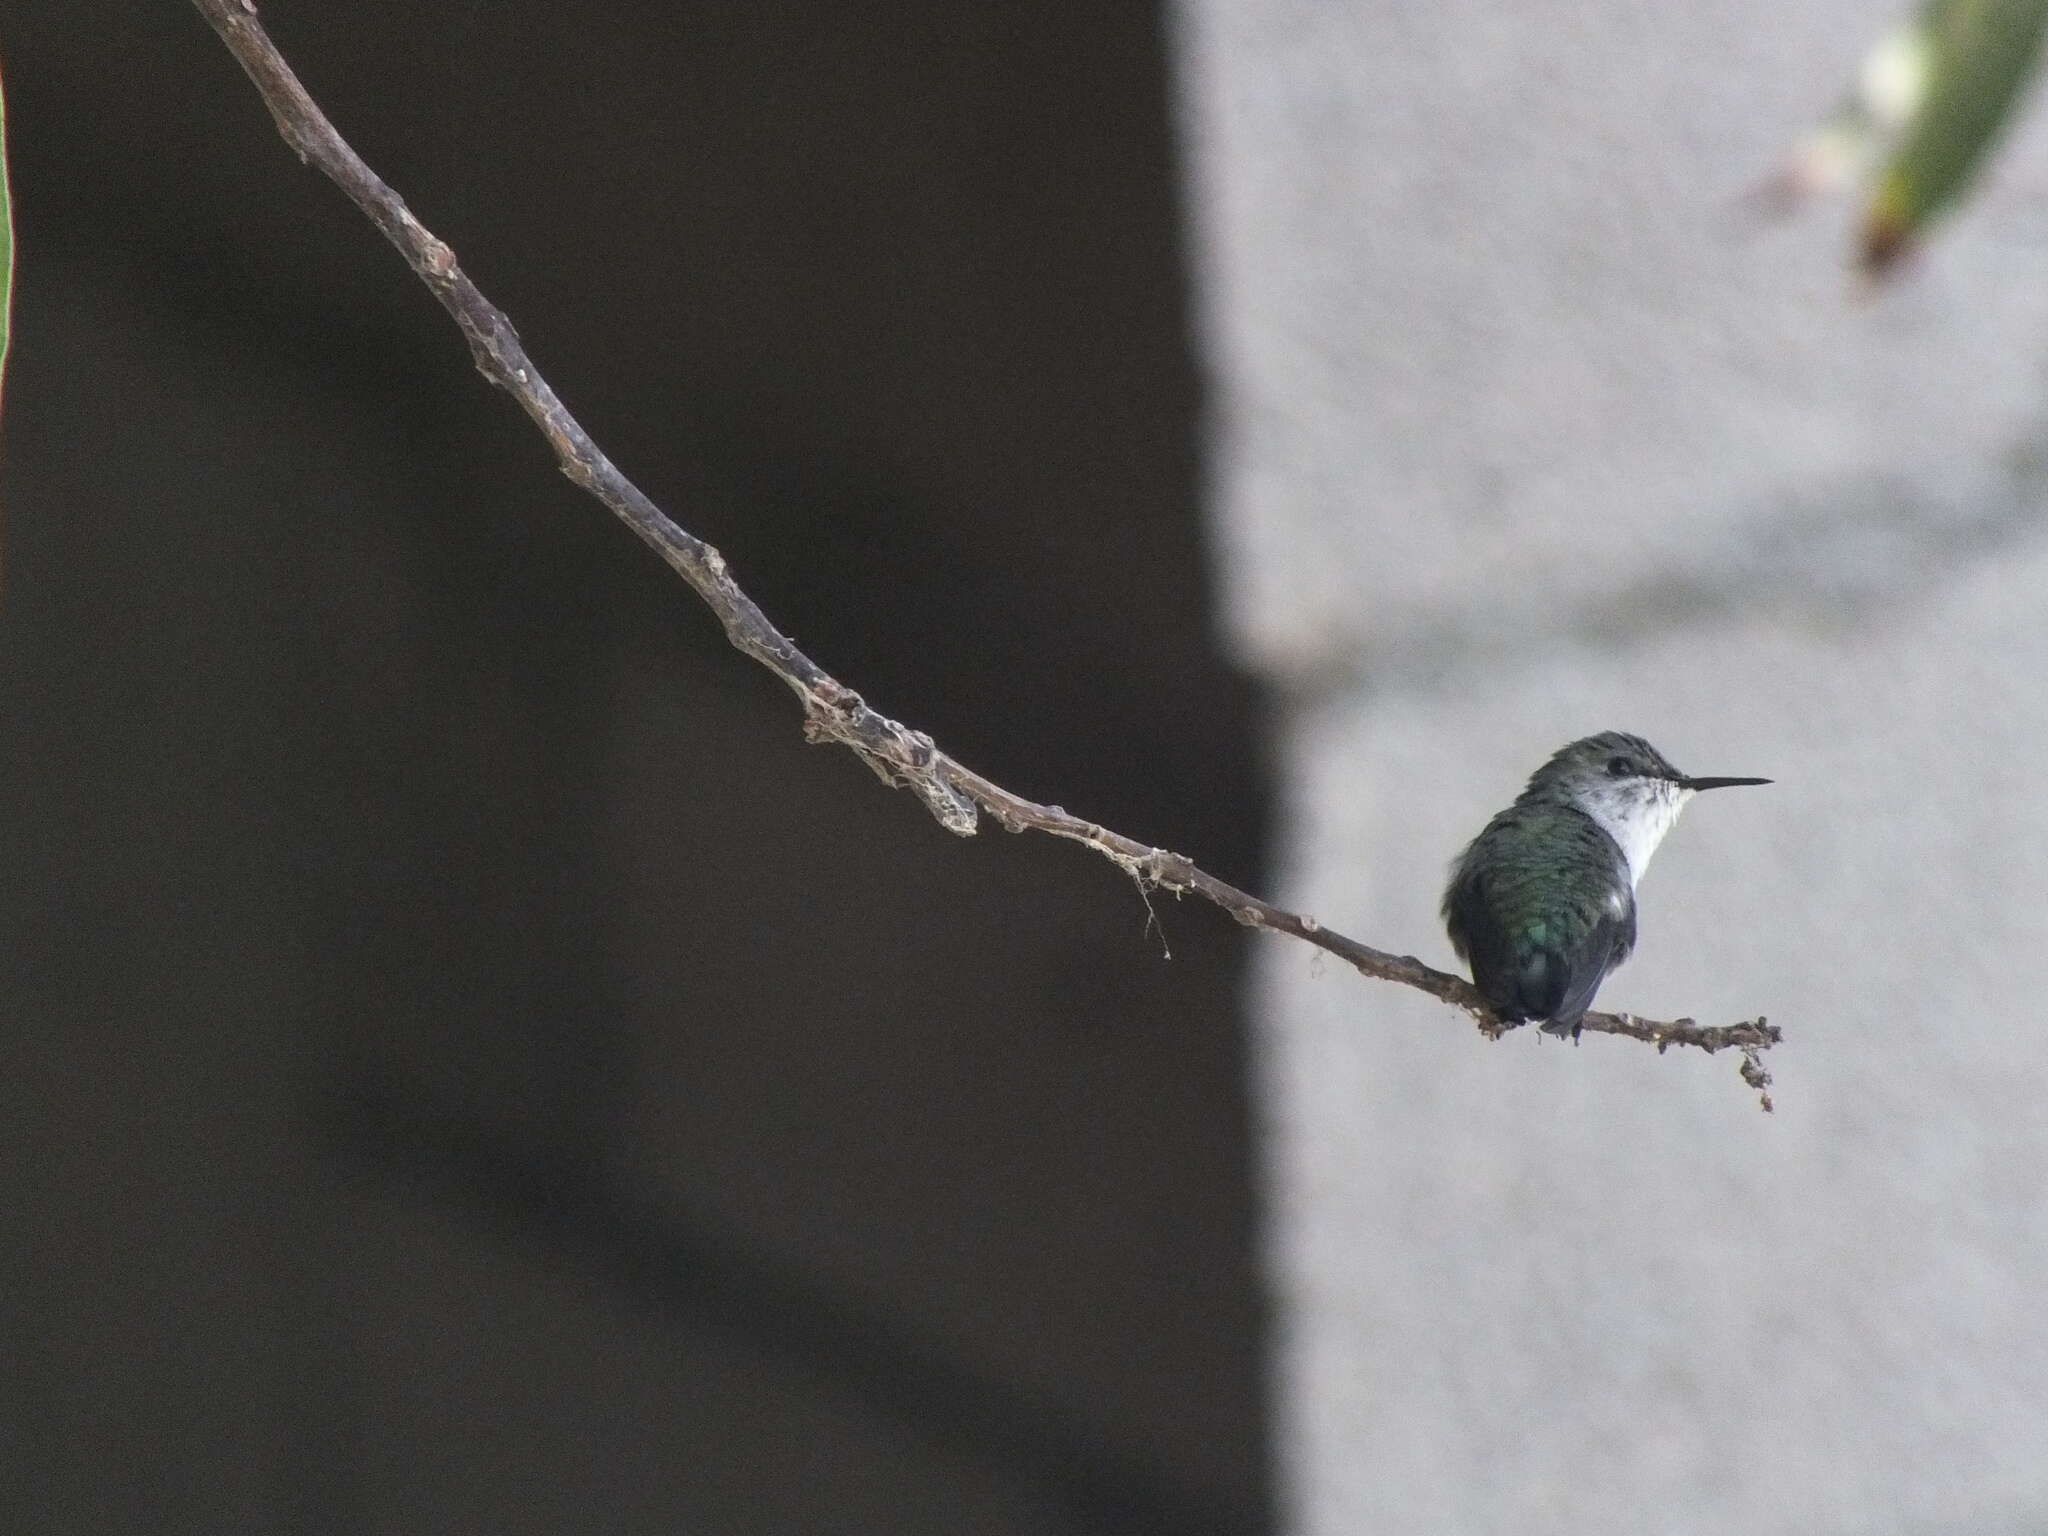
[186,0,1783,1106]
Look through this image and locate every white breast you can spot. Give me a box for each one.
[1575,780,1693,887]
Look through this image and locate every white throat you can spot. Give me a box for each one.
[1573,779,1693,887]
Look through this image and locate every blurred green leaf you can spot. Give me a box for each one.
[1767,1,2048,271]
[1864,0,2048,270]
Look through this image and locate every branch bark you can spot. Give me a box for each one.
[185,0,1782,1091]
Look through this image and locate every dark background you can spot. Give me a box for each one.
[0,3,1271,1533]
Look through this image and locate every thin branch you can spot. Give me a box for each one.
[186,0,1782,1086]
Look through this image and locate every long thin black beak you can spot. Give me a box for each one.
[1681,775,1772,791]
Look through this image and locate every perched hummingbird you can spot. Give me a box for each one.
[1442,732,1769,1039]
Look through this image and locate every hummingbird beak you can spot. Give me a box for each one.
[1679,775,1772,791]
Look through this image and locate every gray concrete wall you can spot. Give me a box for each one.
[1174,3,2048,1531]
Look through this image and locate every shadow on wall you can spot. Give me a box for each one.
[0,3,1272,1533]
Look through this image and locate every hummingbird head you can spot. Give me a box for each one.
[1522,731,1770,886]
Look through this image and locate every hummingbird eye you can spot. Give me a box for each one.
[1604,755,1633,777]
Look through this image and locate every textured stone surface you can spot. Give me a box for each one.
[1175,2,2048,1531]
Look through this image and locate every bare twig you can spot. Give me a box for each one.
[186,0,1781,1083]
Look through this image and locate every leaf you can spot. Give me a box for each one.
[1863,0,2048,270]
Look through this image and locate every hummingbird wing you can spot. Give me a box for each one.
[1443,805,1636,1034]
[1536,898,1636,1038]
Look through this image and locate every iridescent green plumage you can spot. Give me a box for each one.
[1444,799,1635,1038]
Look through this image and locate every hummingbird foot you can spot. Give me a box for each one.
[1476,1009,1530,1041]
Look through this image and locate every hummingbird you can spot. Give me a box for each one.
[1442,732,1770,1039]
